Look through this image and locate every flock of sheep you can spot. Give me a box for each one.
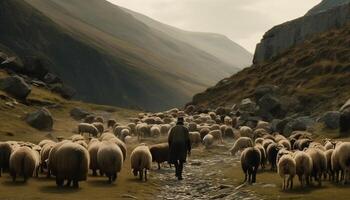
[0,107,349,192]
[230,123,350,190]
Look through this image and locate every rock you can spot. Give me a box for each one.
[283,116,314,136]
[340,107,350,134]
[0,55,23,72]
[0,75,31,99]
[317,111,340,129]
[271,119,282,132]
[239,98,256,113]
[254,85,279,101]
[22,56,50,80]
[254,3,350,63]
[70,107,91,120]
[43,73,62,84]
[51,84,76,99]
[340,98,350,112]
[25,107,53,131]
[215,106,230,116]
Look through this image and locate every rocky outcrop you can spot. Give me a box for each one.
[254,3,350,63]
[0,75,31,99]
[306,0,350,16]
[25,107,53,131]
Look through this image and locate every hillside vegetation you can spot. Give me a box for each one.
[191,24,350,116]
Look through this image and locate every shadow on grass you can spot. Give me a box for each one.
[86,179,116,188]
[2,180,28,187]
[39,185,81,194]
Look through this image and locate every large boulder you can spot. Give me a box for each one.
[283,116,315,136]
[25,107,53,131]
[239,98,256,113]
[254,85,279,101]
[340,108,350,134]
[317,111,340,129]
[70,107,91,120]
[51,84,76,99]
[0,75,31,99]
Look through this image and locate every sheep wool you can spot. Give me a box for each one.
[97,142,123,183]
[130,145,152,181]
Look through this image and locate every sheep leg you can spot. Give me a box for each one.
[108,176,112,184]
[244,172,247,183]
[290,176,293,189]
[92,169,97,176]
[145,169,148,182]
[113,173,117,182]
[318,173,322,186]
[158,162,161,170]
[56,178,64,187]
[283,176,286,190]
[66,180,72,187]
[252,167,257,183]
[139,170,143,181]
[73,180,79,188]
[298,175,303,187]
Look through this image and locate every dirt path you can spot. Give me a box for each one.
[153,143,262,200]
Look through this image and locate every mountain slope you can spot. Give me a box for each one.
[0,0,247,111]
[190,23,350,116]
[306,0,350,15]
[122,7,252,69]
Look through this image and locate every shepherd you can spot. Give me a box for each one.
[168,116,191,180]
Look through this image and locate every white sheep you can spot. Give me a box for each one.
[331,144,342,183]
[38,139,55,148]
[150,125,161,137]
[54,142,89,188]
[88,140,102,176]
[108,137,127,161]
[78,123,99,137]
[203,134,214,148]
[130,145,152,181]
[278,154,296,190]
[39,142,55,175]
[189,132,201,145]
[208,130,223,143]
[9,146,38,182]
[293,151,313,187]
[120,129,131,142]
[230,137,253,156]
[305,148,327,186]
[324,149,334,181]
[278,139,291,150]
[160,124,171,136]
[239,126,253,139]
[335,142,350,184]
[256,121,270,131]
[92,122,104,134]
[100,132,116,141]
[97,141,123,183]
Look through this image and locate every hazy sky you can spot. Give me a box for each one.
[107,0,321,53]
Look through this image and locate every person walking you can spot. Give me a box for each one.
[168,117,191,180]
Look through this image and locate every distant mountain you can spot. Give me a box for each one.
[0,0,251,111]
[122,7,252,69]
[306,0,350,15]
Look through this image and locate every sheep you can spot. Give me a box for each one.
[289,131,312,141]
[88,140,101,176]
[240,126,253,139]
[107,119,117,128]
[254,129,268,138]
[240,147,261,184]
[100,132,116,141]
[203,134,214,148]
[120,129,131,142]
[94,116,104,123]
[263,134,275,141]
[331,144,343,183]
[278,139,291,150]
[127,123,136,134]
[324,149,334,181]
[262,139,275,151]
[293,151,313,187]
[210,124,221,131]
[305,148,327,186]
[114,126,130,137]
[277,154,296,190]
[267,143,281,171]
[39,142,55,175]
[92,122,104,134]
[188,132,201,146]
[255,143,266,169]
[109,137,127,161]
[324,140,336,150]
[188,122,198,132]
[208,130,223,143]
[335,142,350,184]
[130,145,152,181]
[47,140,70,178]
[309,142,326,152]
[255,138,264,145]
[136,123,150,140]
[199,128,210,140]
[54,142,89,188]
[97,141,123,183]
[38,140,55,148]
[223,127,235,138]
[274,134,287,143]
[84,115,95,123]
[150,126,161,137]
[149,143,170,170]
[0,142,12,176]
[230,137,253,156]
[256,121,271,131]
[160,124,171,136]
[293,139,312,151]
[78,123,99,137]
[75,140,88,149]
[224,116,232,126]
[9,146,37,182]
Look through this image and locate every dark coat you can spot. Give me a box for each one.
[168,124,191,163]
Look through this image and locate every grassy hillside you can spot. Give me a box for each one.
[122,7,253,69]
[0,0,249,111]
[190,24,350,116]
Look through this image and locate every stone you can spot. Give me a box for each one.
[283,116,314,136]
[317,111,340,129]
[43,73,62,84]
[25,107,53,131]
[70,107,91,120]
[254,85,279,101]
[340,107,350,134]
[0,75,31,99]
[239,98,256,113]
[51,84,76,99]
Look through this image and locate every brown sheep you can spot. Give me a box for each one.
[149,143,170,169]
